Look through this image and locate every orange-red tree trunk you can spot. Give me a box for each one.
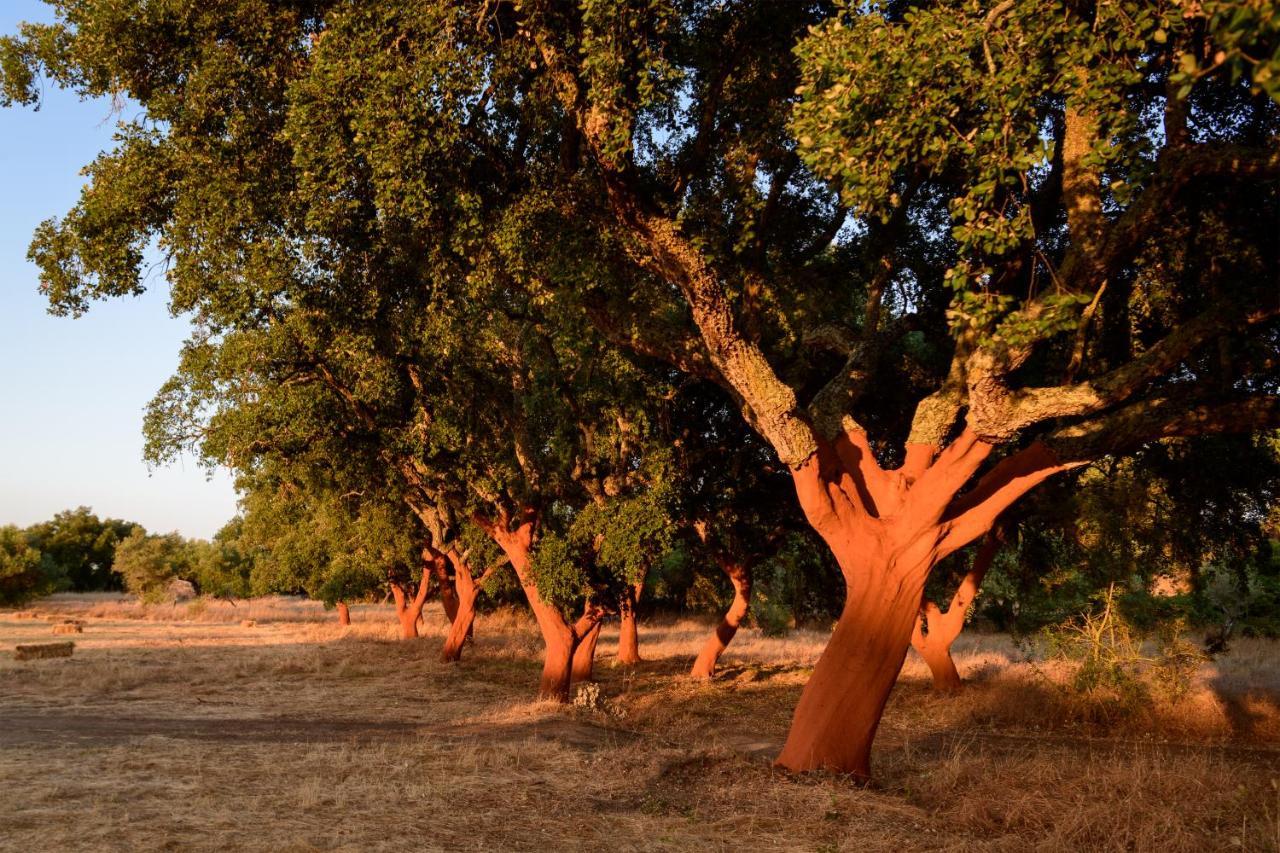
[390,571,431,640]
[910,532,1001,692]
[432,553,460,626]
[478,510,603,701]
[440,558,478,662]
[774,432,1068,779]
[336,601,351,626]
[572,620,602,682]
[440,548,504,663]
[616,581,644,665]
[690,558,752,679]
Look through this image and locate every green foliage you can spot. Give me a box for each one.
[1197,557,1280,639]
[794,0,1280,349]
[238,475,410,607]
[0,525,66,607]
[749,532,843,636]
[24,507,139,592]
[978,435,1280,634]
[187,518,253,599]
[112,529,191,604]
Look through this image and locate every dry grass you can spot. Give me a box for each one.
[1,596,1277,852]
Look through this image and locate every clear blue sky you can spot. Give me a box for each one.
[0,1,237,539]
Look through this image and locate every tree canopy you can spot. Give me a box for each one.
[3,0,1277,780]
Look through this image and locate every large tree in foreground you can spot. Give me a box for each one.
[510,0,1280,777]
[4,0,1277,780]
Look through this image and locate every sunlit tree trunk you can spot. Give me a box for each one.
[774,433,1068,780]
[336,601,351,626]
[440,548,504,663]
[477,510,603,701]
[616,581,644,665]
[910,532,1001,692]
[572,620,602,682]
[690,557,752,679]
[390,572,431,641]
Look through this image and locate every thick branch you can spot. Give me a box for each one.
[1044,393,1280,463]
[1058,142,1280,291]
[940,442,1077,556]
[990,302,1280,435]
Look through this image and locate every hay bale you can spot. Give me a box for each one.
[14,642,75,661]
[167,578,197,601]
[52,622,83,635]
[241,620,257,628]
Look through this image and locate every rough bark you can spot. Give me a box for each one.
[690,558,752,679]
[572,620,602,682]
[336,601,351,627]
[616,581,644,665]
[910,532,1002,693]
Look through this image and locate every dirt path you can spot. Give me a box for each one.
[0,708,638,752]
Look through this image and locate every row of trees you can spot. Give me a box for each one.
[4,0,1277,780]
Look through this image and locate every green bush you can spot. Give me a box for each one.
[1038,586,1204,721]
[113,530,191,603]
[0,525,66,607]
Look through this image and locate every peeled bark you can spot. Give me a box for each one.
[432,554,460,626]
[440,571,478,662]
[910,532,1001,693]
[390,570,432,641]
[773,430,1060,779]
[336,601,351,626]
[439,548,501,663]
[773,523,932,780]
[478,511,602,701]
[616,581,644,665]
[690,558,752,679]
[572,620,602,682]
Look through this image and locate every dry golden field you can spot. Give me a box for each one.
[1,594,1278,852]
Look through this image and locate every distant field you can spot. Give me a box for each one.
[1,594,1278,852]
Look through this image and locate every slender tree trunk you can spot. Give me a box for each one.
[431,552,460,625]
[572,620,602,682]
[910,532,1001,693]
[390,574,431,641]
[336,601,351,626]
[478,511,602,701]
[912,620,962,692]
[691,559,752,679]
[391,585,418,639]
[441,555,480,662]
[616,581,644,665]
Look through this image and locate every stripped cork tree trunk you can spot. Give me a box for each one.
[910,531,1002,692]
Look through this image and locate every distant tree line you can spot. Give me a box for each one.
[0,507,255,606]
